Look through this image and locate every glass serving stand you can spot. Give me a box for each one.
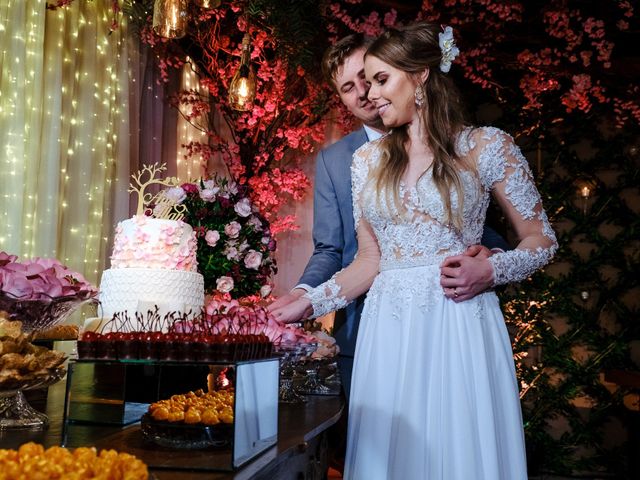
[296,357,341,395]
[0,367,66,429]
[0,292,96,333]
[275,342,316,404]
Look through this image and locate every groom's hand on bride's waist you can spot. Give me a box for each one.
[439,245,495,302]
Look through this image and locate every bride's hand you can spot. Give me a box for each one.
[270,297,313,324]
[440,253,494,302]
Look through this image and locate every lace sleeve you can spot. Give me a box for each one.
[351,142,375,231]
[303,143,381,318]
[476,128,558,285]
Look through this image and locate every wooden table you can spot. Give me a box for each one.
[0,381,343,480]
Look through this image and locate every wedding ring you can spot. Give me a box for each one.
[453,288,458,298]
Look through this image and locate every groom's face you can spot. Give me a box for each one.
[333,48,380,125]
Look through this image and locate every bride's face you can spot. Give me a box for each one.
[365,55,420,128]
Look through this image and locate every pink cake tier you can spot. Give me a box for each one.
[110,215,198,271]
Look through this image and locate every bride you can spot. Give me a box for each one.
[272,22,557,480]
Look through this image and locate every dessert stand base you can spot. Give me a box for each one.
[0,391,49,430]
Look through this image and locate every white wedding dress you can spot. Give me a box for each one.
[304,127,558,480]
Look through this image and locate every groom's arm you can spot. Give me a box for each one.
[481,225,510,252]
[269,150,346,312]
[297,150,345,289]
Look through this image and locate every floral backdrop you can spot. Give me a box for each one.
[49,0,640,476]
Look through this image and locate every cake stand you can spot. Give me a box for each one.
[0,367,66,429]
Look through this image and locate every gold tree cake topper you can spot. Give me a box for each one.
[128,163,187,220]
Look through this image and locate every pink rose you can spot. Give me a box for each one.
[224,221,241,239]
[247,216,263,231]
[260,284,272,297]
[205,230,220,247]
[216,276,234,293]
[165,187,187,204]
[199,188,217,202]
[243,250,263,270]
[234,198,252,217]
[224,245,240,261]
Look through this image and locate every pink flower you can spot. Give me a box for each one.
[243,250,263,270]
[247,216,263,231]
[260,284,272,297]
[224,245,240,261]
[0,252,18,266]
[205,230,220,247]
[234,197,252,217]
[199,188,217,202]
[165,187,187,204]
[224,221,241,239]
[216,276,234,293]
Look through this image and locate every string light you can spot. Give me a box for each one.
[152,0,188,39]
[0,1,129,283]
[228,34,256,111]
[177,57,208,181]
[193,0,222,8]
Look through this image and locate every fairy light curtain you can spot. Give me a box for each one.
[0,1,132,284]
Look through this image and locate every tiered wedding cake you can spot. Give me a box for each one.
[98,214,204,321]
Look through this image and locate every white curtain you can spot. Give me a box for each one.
[0,0,132,285]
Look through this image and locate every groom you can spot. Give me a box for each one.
[270,33,509,397]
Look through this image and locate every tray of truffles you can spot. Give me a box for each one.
[140,388,234,449]
[0,442,149,479]
[78,309,273,363]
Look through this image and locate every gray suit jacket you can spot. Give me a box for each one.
[299,128,368,360]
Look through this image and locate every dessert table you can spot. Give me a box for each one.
[0,380,343,480]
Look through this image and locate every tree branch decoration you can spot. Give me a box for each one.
[128,163,182,218]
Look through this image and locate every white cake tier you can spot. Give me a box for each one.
[110,215,198,271]
[99,268,204,323]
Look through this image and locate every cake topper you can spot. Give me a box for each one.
[128,163,186,220]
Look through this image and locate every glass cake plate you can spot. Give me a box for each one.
[0,367,67,429]
[140,413,233,449]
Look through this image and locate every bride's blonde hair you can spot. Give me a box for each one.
[366,23,469,230]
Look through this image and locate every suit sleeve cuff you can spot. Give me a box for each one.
[293,284,313,293]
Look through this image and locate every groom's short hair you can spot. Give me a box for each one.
[322,33,373,91]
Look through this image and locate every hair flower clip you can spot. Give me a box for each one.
[438,26,460,73]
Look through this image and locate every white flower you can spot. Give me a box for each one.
[165,186,186,204]
[204,230,220,247]
[199,188,218,202]
[234,197,252,217]
[438,26,460,73]
[260,284,272,297]
[216,276,234,293]
[224,221,241,239]
[202,180,219,191]
[244,250,263,270]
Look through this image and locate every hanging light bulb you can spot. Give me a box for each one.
[194,0,221,8]
[228,34,257,111]
[152,0,188,39]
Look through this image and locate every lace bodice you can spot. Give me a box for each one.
[304,126,558,318]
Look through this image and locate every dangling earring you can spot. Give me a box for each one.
[414,86,425,107]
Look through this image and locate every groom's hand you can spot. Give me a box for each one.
[440,245,495,302]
